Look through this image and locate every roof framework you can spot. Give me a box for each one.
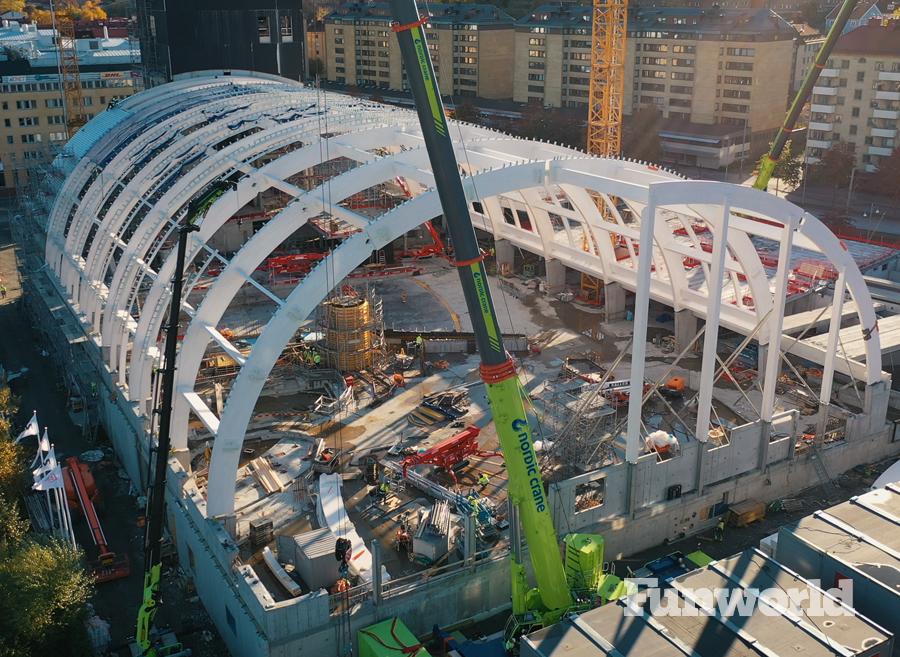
[44,72,881,517]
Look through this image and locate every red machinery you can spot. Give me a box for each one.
[63,457,130,583]
[259,252,327,276]
[401,426,500,483]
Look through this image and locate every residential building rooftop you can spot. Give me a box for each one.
[0,21,137,74]
[833,19,900,56]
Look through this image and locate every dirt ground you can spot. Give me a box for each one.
[0,206,228,656]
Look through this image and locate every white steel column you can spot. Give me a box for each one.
[694,201,730,495]
[694,201,730,443]
[759,221,794,469]
[816,269,846,441]
[626,203,656,465]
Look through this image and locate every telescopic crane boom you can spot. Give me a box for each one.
[389,0,616,645]
[134,198,203,656]
[753,0,859,191]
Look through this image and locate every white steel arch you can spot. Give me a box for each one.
[44,72,883,519]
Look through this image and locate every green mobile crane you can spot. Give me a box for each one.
[388,0,624,647]
[753,0,859,191]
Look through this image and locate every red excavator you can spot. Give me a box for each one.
[63,456,131,583]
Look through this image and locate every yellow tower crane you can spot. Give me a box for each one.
[53,6,88,137]
[581,0,628,305]
[586,0,628,157]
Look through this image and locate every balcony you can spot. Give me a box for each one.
[808,139,833,149]
[871,127,897,138]
[878,71,900,82]
[868,146,894,157]
[811,104,835,114]
[875,90,900,101]
[873,108,900,120]
[812,85,838,96]
[819,68,839,77]
[808,121,832,131]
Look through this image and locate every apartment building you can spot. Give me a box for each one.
[512,4,593,108]
[792,23,825,94]
[0,21,138,194]
[625,7,796,167]
[806,21,900,172]
[323,2,515,99]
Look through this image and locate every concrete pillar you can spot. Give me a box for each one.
[545,258,566,294]
[674,310,699,352]
[605,282,627,322]
[495,238,514,272]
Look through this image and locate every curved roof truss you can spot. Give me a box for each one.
[44,72,881,517]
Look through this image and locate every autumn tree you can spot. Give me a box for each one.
[452,100,480,124]
[0,0,25,14]
[622,104,663,162]
[870,147,900,200]
[811,140,855,202]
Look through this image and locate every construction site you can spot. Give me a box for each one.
[3,0,898,652]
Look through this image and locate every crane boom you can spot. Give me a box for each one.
[753,0,859,191]
[388,0,573,619]
[135,205,201,655]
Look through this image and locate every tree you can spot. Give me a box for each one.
[0,391,93,657]
[870,147,900,200]
[622,104,662,162]
[0,535,94,657]
[515,100,585,150]
[452,100,479,124]
[0,0,24,14]
[27,0,106,25]
[758,139,803,191]
[812,140,855,201]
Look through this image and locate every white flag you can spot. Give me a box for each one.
[33,464,64,491]
[33,443,58,479]
[14,412,39,444]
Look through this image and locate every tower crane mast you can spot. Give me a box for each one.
[586,0,628,158]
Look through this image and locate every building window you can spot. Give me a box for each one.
[528,84,544,93]
[849,125,857,135]
[18,117,39,127]
[280,15,293,41]
[854,89,862,100]
[856,71,865,82]
[726,47,755,57]
[725,62,753,71]
[528,37,545,46]
[258,14,271,42]
[852,107,860,117]
[528,49,544,58]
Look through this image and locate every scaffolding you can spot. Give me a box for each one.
[56,15,87,136]
[316,289,385,372]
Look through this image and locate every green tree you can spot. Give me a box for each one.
[622,104,663,162]
[0,535,94,657]
[515,100,584,150]
[759,139,803,192]
[0,387,93,657]
[870,147,900,199]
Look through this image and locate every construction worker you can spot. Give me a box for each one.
[378,480,391,503]
[415,334,424,351]
[0,284,7,299]
[313,351,322,367]
[90,382,98,398]
[715,518,726,542]
[478,472,490,489]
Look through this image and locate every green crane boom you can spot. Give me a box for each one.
[388,0,574,629]
[753,0,859,191]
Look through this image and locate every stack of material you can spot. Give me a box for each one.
[407,389,469,427]
[284,527,339,591]
[413,501,451,563]
[249,518,274,548]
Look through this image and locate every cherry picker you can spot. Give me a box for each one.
[388,0,625,648]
